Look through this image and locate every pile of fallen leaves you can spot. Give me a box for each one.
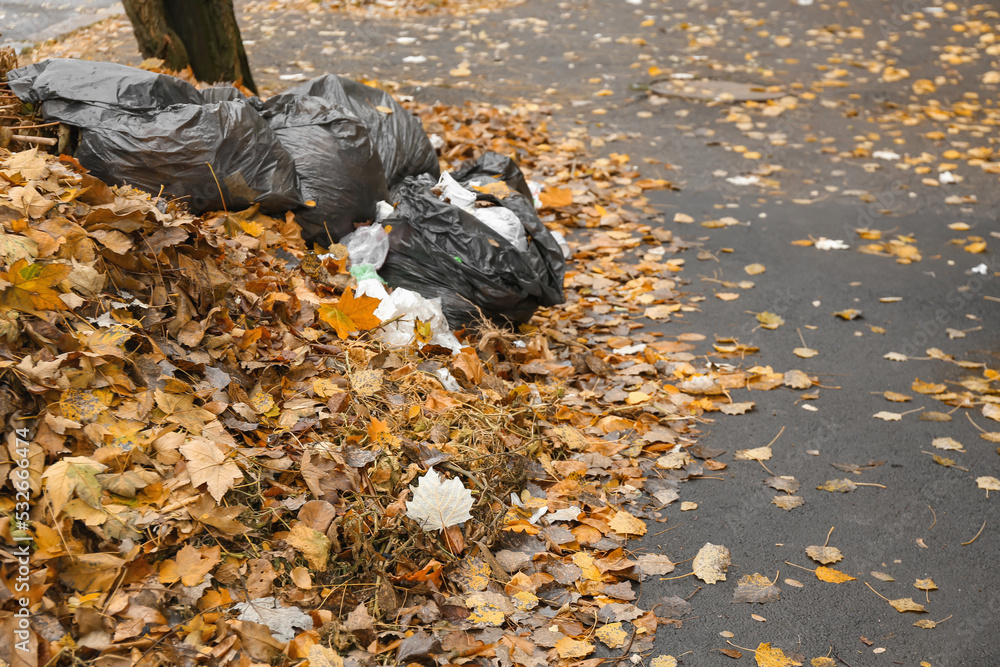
[0,67,741,666]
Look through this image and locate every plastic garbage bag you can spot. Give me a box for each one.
[378,152,566,328]
[344,223,390,269]
[286,75,439,187]
[434,171,528,252]
[7,58,203,110]
[373,287,464,354]
[57,99,300,214]
[451,153,564,277]
[261,93,388,242]
[7,59,301,215]
[470,206,528,253]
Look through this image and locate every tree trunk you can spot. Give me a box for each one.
[122,0,257,94]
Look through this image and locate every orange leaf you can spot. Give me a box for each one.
[367,416,400,447]
[1,258,71,312]
[470,181,513,199]
[317,287,382,339]
[539,187,573,208]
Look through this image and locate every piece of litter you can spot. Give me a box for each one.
[725,175,760,186]
[814,238,849,250]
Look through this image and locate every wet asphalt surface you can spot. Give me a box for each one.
[10,0,1000,664]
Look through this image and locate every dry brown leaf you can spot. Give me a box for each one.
[555,637,594,659]
[772,496,805,510]
[976,476,1000,492]
[595,622,628,649]
[756,311,785,329]
[932,437,964,452]
[720,401,755,415]
[179,438,243,502]
[783,369,812,389]
[816,479,857,493]
[805,546,843,565]
[608,510,647,536]
[735,445,772,461]
[732,573,781,604]
[888,597,927,613]
[285,523,331,571]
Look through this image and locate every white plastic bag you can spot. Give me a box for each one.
[373,288,464,354]
[471,207,528,252]
[436,171,528,251]
[343,223,389,269]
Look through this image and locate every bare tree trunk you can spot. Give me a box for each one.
[122,0,257,94]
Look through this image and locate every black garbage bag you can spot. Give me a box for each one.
[287,75,439,187]
[7,59,301,215]
[378,153,565,327]
[451,152,565,297]
[8,58,203,110]
[261,93,389,242]
[46,98,301,214]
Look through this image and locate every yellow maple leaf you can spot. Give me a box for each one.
[179,437,243,502]
[1,258,72,312]
[317,287,382,339]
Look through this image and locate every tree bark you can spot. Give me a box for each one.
[122,0,257,94]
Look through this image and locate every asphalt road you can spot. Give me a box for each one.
[7,0,1000,664]
[0,0,120,51]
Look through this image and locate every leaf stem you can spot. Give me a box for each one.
[783,560,816,573]
[864,581,890,602]
[962,519,987,546]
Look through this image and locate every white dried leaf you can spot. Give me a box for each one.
[405,467,474,531]
[230,597,314,643]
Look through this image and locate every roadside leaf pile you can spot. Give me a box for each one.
[0,71,738,667]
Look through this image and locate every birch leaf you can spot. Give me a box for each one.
[815,566,855,583]
[805,546,843,565]
[692,542,731,584]
[888,597,927,613]
[405,467,474,531]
